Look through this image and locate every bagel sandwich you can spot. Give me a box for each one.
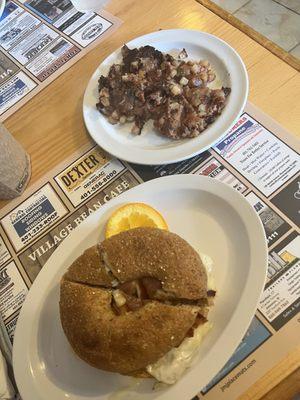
[59,227,215,384]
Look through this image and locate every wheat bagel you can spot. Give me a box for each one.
[60,227,208,375]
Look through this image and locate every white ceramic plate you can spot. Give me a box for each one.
[13,175,267,400]
[83,29,248,165]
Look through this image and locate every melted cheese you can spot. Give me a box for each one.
[200,252,216,291]
[146,322,212,384]
[112,290,127,307]
[146,253,215,384]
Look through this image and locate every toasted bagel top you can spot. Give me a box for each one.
[65,227,207,300]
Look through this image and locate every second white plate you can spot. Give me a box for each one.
[13,175,267,400]
[83,29,248,165]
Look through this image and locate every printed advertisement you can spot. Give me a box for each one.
[246,192,291,246]
[1,183,68,252]
[70,15,112,47]
[193,157,248,193]
[0,261,28,322]
[55,148,126,207]
[0,10,40,51]
[55,10,94,35]
[214,114,299,197]
[0,71,36,113]
[0,0,121,119]
[259,232,300,330]
[23,0,71,24]
[26,38,80,81]
[0,2,23,29]
[0,105,299,400]
[9,23,59,65]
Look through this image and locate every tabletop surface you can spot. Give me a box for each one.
[1,0,299,398]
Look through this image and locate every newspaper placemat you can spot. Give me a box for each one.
[0,103,299,399]
[0,0,121,120]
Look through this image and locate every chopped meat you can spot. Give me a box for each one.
[141,277,162,298]
[186,314,208,337]
[97,45,231,139]
[207,290,216,297]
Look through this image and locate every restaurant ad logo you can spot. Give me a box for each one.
[9,210,24,223]
[54,147,126,207]
[82,23,103,40]
[56,149,107,192]
[215,119,255,157]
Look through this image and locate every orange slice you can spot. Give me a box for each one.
[105,203,168,238]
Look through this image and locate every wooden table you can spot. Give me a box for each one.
[1,0,299,398]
